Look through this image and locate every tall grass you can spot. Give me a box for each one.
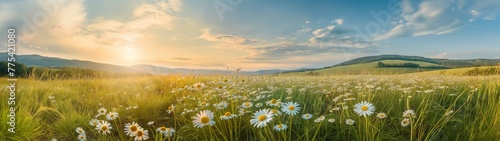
[0,74,499,140]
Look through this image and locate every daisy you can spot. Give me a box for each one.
[75,127,85,135]
[353,101,375,117]
[134,128,149,141]
[239,108,251,115]
[314,116,325,123]
[77,134,86,141]
[302,113,312,120]
[270,109,282,116]
[266,99,280,106]
[401,118,410,127]
[377,113,387,119]
[166,105,175,114]
[214,101,228,110]
[281,102,301,116]
[220,112,237,120]
[193,82,205,89]
[274,124,288,131]
[403,109,416,118]
[156,126,175,137]
[89,119,100,127]
[255,103,263,108]
[96,121,112,135]
[345,119,355,125]
[97,107,107,116]
[250,109,274,128]
[125,122,141,137]
[241,102,253,108]
[147,121,154,126]
[192,110,216,128]
[328,118,335,123]
[106,111,118,121]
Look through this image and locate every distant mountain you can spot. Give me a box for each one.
[0,54,140,73]
[0,53,290,75]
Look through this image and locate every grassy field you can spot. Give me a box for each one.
[1,73,500,140]
[291,60,445,75]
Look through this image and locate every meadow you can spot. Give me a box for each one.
[1,73,500,141]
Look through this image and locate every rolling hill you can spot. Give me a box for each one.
[284,55,500,75]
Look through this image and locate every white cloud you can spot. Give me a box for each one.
[482,14,496,20]
[375,0,500,40]
[198,28,260,49]
[434,52,447,58]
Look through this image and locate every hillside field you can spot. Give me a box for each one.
[1,73,499,140]
[289,60,445,75]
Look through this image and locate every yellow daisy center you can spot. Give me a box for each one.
[225,112,232,116]
[101,126,108,131]
[137,130,144,136]
[270,99,277,104]
[288,106,295,111]
[168,106,173,110]
[278,125,282,128]
[361,105,369,111]
[160,126,167,131]
[272,109,278,113]
[258,115,267,121]
[130,125,138,132]
[201,116,210,124]
[245,102,250,106]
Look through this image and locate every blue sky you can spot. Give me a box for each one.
[1,0,499,70]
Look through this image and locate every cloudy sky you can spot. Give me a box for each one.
[1,0,499,70]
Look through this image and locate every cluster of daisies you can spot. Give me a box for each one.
[191,101,302,130]
[80,107,175,140]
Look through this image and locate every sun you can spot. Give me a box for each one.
[122,47,138,62]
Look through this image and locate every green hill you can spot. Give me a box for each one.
[283,55,500,75]
[286,60,444,75]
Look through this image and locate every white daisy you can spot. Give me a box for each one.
[193,82,205,90]
[274,124,288,131]
[75,127,85,135]
[166,104,175,114]
[377,113,387,119]
[345,119,355,125]
[281,102,301,116]
[89,119,100,127]
[147,121,154,126]
[77,134,86,141]
[353,101,375,117]
[124,122,141,137]
[134,128,149,141]
[97,107,107,116]
[255,103,263,108]
[220,112,237,120]
[328,118,335,123]
[192,110,216,128]
[314,116,325,123]
[403,109,416,118]
[241,102,253,108]
[266,99,280,106]
[156,126,175,137]
[302,113,312,120]
[401,118,410,127]
[96,121,112,135]
[106,111,118,121]
[250,109,274,128]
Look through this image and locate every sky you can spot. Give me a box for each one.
[1,0,499,70]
